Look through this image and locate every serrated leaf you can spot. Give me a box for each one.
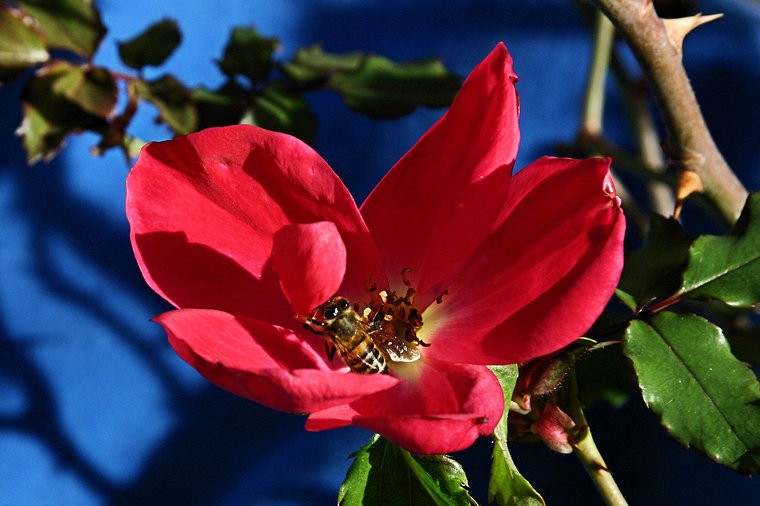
[16,0,105,58]
[618,214,692,310]
[677,193,760,307]
[624,312,760,473]
[488,365,545,506]
[217,26,278,83]
[250,83,316,144]
[19,60,107,163]
[132,74,197,135]
[338,435,475,506]
[118,18,181,70]
[284,46,461,118]
[0,5,49,80]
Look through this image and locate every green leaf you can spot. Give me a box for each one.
[284,46,461,118]
[338,435,476,506]
[16,0,105,58]
[250,83,317,144]
[117,18,181,70]
[677,193,760,307]
[192,82,249,129]
[488,365,545,506]
[217,26,278,83]
[19,60,108,163]
[331,55,460,118]
[283,45,363,84]
[613,289,637,312]
[624,312,760,473]
[51,64,116,117]
[0,5,49,81]
[617,214,692,310]
[132,74,197,135]
[195,80,317,142]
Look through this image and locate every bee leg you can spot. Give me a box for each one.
[298,316,326,335]
[325,341,337,362]
[370,311,386,325]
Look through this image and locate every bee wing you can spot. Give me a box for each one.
[329,337,351,358]
[370,327,420,363]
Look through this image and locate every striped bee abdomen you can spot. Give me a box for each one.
[335,333,388,374]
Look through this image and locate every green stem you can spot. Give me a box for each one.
[573,427,629,506]
[581,10,615,136]
[566,374,629,506]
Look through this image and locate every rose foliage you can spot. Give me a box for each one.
[126,43,625,455]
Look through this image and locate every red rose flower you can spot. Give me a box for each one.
[126,43,625,454]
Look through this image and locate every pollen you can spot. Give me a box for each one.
[364,270,429,348]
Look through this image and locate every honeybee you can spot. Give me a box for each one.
[299,296,421,374]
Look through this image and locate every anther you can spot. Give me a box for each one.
[401,268,413,287]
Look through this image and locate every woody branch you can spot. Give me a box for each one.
[591,0,748,223]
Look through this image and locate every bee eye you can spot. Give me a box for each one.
[322,298,349,319]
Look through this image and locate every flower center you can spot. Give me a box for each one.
[299,269,431,374]
[363,268,427,350]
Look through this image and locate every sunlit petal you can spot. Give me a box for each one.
[422,157,625,364]
[361,43,519,308]
[159,309,399,413]
[305,359,503,454]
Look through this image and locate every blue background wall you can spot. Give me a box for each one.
[1,1,759,504]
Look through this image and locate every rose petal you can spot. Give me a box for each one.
[361,43,519,308]
[305,359,503,454]
[422,156,625,365]
[133,230,294,327]
[272,221,346,315]
[127,125,385,325]
[158,308,399,413]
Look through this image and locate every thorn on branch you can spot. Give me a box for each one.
[662,13,724,54]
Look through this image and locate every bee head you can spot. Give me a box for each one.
[320,297,351,321]
[296,297,352,335]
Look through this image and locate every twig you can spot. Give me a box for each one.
[581,10,615,137]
